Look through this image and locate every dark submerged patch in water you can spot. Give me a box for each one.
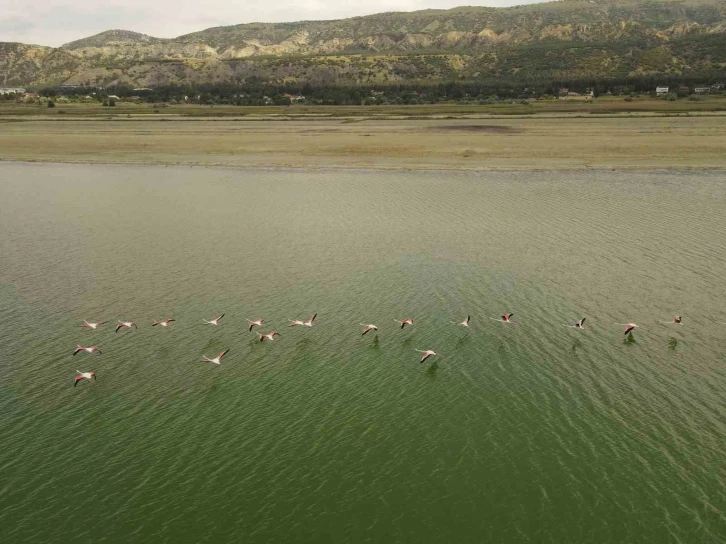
[434,125,521,133]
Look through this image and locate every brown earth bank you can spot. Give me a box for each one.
[1,114,725,171]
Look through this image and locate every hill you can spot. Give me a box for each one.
[1,0,725,88]
[61,30,166,50]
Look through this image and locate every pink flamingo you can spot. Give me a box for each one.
[617,323,638,335]
[660,316,682,325]
[247,318,265,332]
[203,314,225,326]
[81,320,107,330]
[491,313,514,323]
[453,316,471,328]
[73,345,102,356]
[395,318,413,329]
[152,318,175,327]
[415,349,443,363]
[289,313,317,327]
[74,371,96,387]
[115,321,137,333]
[258,331,281,342]
[567,318,586,329]
[201,349,229,365]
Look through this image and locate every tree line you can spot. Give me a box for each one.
[33,72,726,106]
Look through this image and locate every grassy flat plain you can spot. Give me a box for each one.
[2,100,726,170]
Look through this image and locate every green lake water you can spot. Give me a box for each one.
[1,163,726,543]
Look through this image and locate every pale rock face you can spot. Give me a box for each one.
[436,31,476,48]
[397,34,435,50]
[315,38,356,54]
[219,46,259,59]
[356,35,397,51]
[477,28,500,43]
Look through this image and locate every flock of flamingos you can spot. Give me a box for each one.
[71,312,687,387]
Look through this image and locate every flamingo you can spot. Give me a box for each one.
[660,316,682,325]
[360,324,378,336]
[491,313,514,323]
[453,316,471,327]
[203,314,225,326]
[567,318,586,329]
[617,323,638,335]
[201,349,229,365]
[81,320,107,330]
[115,321,137,333]
[395,318,414,329]
[258,331,281,342]
[246,318,265,332]
[415,349,443,363]
[73,345,102,356]
[74,371,96,386]
[152,318,175,327]
[289,313,317,327]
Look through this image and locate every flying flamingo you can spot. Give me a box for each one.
[395,318,414,329]
[152,318,175,327]
[203,314,225,326]
[660,316,682,325]
[246,318,265,332]
[74,371,96,386]
[360,324,378,336]
[567,318,586,329]
[258,331,281,342]
[81,320,107,330]
[73,345,102,355]
[415,349,443,363]
[617,323,638,335]
[491,313,514,323]
[453,316,471,327]
[289,313,317,327]
[115,321,137,333]
[201,349,229,365]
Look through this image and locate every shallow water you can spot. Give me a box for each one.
[1,163,726,543]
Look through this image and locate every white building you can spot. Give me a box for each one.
[0,87,26,95]
[656,86,669,96]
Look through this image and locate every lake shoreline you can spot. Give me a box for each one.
[3,157,726,173]
[2,116,726,171]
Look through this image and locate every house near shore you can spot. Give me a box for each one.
[559,90,594,100]
[656,86,669,96]
[0,87,26,95]
[694,87,710,94]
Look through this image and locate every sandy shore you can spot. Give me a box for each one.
[2,116,726,171]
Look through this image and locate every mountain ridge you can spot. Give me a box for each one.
[2,0,725,88]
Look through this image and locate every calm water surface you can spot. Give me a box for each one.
[1,163,726,543]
